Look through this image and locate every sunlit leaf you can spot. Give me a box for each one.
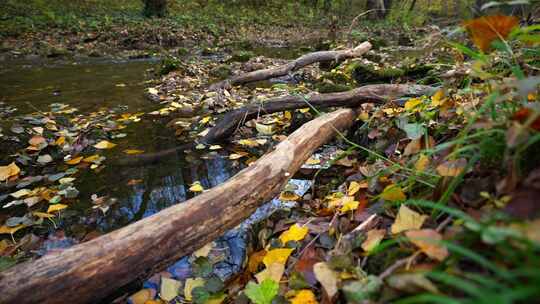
[380,184,407,202]
[160,277,182,302]
[279,224,309,244]
[93,140,116,149]
[245,279,278,304]
[263,248,294,267]
[65,156,83,165]
[340,200,359,213]
[123,149,144,155]
[313,262,338,298]
[436,158,467,177]
[361,229,386,252]
[255,262,285,283]
[290,289,318,304]
[47,203,68,213]
[463,15,519,52]
[0,162,20,182]
[189,181,204,192]
[404,98,423,111]
[391,205,428,234]
[0,224,25,235]
[405,229,449,261]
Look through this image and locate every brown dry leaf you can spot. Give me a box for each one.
[248,250,267,273]
[0,162,21,181]
[405,229,449,261]
[391,205,428,234]
[436,158,467,177]
[404,139,422,156]
[463,15,519,52]
[294,246,320,286]
[255,262,285,284]
[361,229,386,252]
[314,262,338,298]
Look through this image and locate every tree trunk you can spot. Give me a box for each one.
[0,109,357,304]
[143,0,167,17]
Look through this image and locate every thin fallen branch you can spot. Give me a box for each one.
[0,109,358,304]
[210,42,372,90]
[119,84,436,166]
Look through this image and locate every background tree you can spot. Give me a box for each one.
[143,0,167,17]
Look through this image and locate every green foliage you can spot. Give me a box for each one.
[244,279,279,304]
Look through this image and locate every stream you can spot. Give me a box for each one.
[0,49,311,301]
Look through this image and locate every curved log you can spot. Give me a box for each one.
[0,109,357,304]
[210,42,372,90]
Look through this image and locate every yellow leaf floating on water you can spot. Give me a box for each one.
[184,278,205,301]
[463,15,519,52]
[65,156,83,165]
[123,149,144,155]
[263,248,294,267]
[362,229,386,252]
[404,98,423,112]
[94,140,116,149]
[0,162,20,182]
[290,289,319,304]
[189,182,204,192]
[279,224,309,244]
[0,224,26,235]
[380,184,406,202]
[391,205,428,234]
[255,262,285,284]
[47,204,68,213]
[405,229,449,261]
[83,154,100,163]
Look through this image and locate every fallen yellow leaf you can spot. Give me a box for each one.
[279,224,309,244]
[391,205,428,234]
[65,156,83,165]
[347,181,361,196]
[404,98,423,111]
[83,154,100,163]
[436,158,467,177]
[189,182,204,192]
[340,200,359,213]
[0,224,26,235]
[380,184,406,202]
[415,154,430,172]
[0,162,20,182]
[290,289,318,304]
[313,262,338,298]
[123,149,145,155]
[255,262,285,283]
[263,248,294,267]
[406,229,449,261]
[47,204,68,213]
[361,229,386,252]
[94,140,116,149]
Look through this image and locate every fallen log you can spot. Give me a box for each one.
[0,108,358,304]
[119,84,436,165]
[210,41,372,90]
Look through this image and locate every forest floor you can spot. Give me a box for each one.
[1,4,540,304]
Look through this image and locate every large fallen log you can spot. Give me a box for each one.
[0,108,357,304]
[210,41,372,90]
[119,84,436,165]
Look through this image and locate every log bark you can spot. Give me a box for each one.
[0,109,357,304]
[210,42,372,90]
[119,84,436,165]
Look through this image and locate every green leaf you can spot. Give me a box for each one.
[343,275,382,303]
[403,123,425,140]
[193,256,213,277]
[244,279,279,304]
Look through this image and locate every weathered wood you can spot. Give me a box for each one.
[210,42,372,90]
[0,109,357,304]
[119,84,436,165]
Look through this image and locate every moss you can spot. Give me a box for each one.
[315,81,352,93]
[348,62,405,84]
[159,56,184,75]
[209,64,232,80]
[228,50,254,63]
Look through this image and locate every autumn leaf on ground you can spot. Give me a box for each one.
[313,262,339,298]
[263,248,294,267]
[380,184,407,202]
[248,250,267,273]
[415,154,430,172]
[294,246,321,286]
[341,200,360,213]
[405,229,449,261]
[123,149,144,155]
[279,224,309,244]
[512,107,540,131]
[391,205,428,234]
[348,181,362,196]
[94,140,116,149]
[463,15,519,52]
[194,242,214,257]
[404,98,423,112]
[431,90,446,107]
[244,279,279,304]
[65,156,83,165]
[0,162,20,181]
[290,289,318,304]
[255,262,285,283]
[0,224,26,235]
[361,229,386,253]
[436,158,467,177]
